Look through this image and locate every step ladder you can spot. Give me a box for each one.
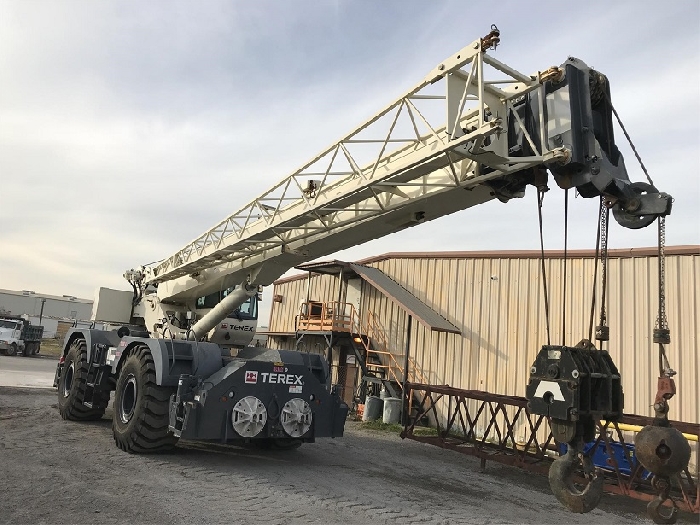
[83,344,110,410]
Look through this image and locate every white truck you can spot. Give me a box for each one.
[0,317,43,356]
[54,27,675,517]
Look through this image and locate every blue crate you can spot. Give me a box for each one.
[559,441,652,480]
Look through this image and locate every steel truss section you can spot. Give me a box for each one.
[144,34,552,292]
[402,383,699,515]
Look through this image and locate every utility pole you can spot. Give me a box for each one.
[39,298,46,324]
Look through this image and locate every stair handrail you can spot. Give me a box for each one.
[365,311,427,389]
[297,301,355,332]
[349,306,429,396]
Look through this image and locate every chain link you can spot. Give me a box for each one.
[605,89,673,375]
[598,202,609,329]
[655,215,673,375]
[657,216,667,331]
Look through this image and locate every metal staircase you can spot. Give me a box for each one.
[351,311,429,398]
[296,301,428,411]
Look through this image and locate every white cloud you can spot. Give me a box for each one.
[0,0,698,328]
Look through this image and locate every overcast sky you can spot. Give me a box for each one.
[1,0,698,325]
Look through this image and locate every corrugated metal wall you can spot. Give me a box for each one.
[267,249,699,428]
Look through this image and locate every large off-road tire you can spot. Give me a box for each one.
[6,343,17,356]
[57,339,108,421]
[112,345,178,453]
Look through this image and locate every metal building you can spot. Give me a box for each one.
[0,289,92,322]
[264,246,699,428]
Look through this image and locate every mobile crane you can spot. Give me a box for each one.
[54,27,684,519]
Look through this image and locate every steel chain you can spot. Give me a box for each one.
[598,201,609,329]
[606,89,673,374]
[657,216,667,331]
[656,216,673,375]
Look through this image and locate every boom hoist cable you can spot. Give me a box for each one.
[536,186,552,346]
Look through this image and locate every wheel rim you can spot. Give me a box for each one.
[62,362,75,398]
[119,374,138,424]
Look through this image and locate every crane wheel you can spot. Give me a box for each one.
[57,338,108,421]
[112,344,178,453]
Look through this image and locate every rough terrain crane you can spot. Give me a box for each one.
[54,27,686,520]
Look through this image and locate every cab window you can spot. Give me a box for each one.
[196,288,258,320]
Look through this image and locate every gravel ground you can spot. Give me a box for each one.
[0,386,693,525]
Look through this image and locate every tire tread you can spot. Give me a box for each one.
[112,345,178,453]
[58,339,108,421]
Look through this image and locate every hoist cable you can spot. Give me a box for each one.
[605,92,655,187]
[587,197,603,342]
[561,189,569,346]
[537,188,551,346]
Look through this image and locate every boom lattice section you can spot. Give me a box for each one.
[144,32,556,291]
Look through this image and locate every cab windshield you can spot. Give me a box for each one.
[0,320,20,329]
[195,287,258,320]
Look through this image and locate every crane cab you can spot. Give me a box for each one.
[195,287,259,349]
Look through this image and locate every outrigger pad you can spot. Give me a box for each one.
[525,342,623,422]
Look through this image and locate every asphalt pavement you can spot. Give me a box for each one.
[0,354,57,388]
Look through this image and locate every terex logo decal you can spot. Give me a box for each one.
[260,373,303,385]
[244,371,258,384]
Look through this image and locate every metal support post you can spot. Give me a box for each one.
[38,298,46,324]
[401,315,413,424]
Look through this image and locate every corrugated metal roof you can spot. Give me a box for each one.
[273,246,699,285]
[293,260,359,277]
[357,245,699,262]
[349,263,460,334]
[0,288,92,304]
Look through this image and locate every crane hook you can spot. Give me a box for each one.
[647,476,678,524]
[548,446,604,513]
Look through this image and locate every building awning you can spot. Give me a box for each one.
[348,263,461,334]
[293,260,359,277]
